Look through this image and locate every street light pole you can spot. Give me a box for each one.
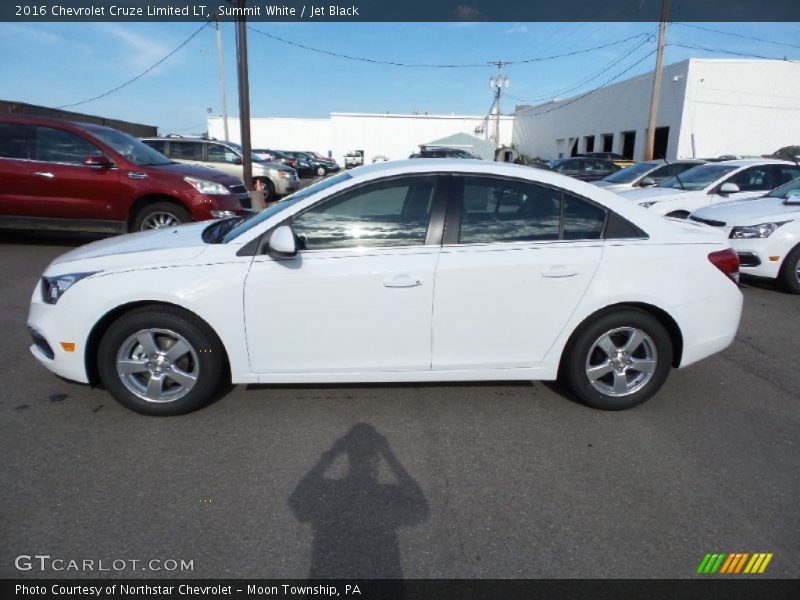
[645,0,670,161]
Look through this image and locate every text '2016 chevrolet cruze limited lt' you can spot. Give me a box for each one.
[28,160,743,415]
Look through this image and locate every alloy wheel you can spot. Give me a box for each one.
[585,327,657,397]
[141,212,181,230]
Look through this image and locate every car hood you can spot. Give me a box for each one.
[691,196,800,225]
[255,160,295,173]
[46,222,211,275]
[619,186,698,202]
[151,162,243,186]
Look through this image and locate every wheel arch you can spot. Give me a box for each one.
[84,300,231,385]
[559,302,684,370]
[127,194,188,232]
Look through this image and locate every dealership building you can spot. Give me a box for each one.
[207,112,514,163]
[512,58,800,162]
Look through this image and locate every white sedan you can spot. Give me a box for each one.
[690,177,800,293]
[619,159,800,217]
[28,160,742,415]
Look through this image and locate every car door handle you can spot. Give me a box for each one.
[542,265,580,278]
[383,274,422,288]
[33,171,54,179]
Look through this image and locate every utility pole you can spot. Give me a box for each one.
[489,61,509,150]
[235,0,253,192]
[215,17,229,141]
[645,0,670,161]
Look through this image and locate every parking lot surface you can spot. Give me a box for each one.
[1,230,798,578]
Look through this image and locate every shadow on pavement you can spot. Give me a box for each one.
[0,230,111,248]
[289,423,429,578]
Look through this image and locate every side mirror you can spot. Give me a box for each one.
[639,176,656,187]
[266,225,297,258]
[84,154,112,168]
[719,182,740,195]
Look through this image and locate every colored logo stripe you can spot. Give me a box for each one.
[697,552,773,574]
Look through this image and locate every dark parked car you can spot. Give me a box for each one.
[410,147,480,159]
[576,151,635,167]
[548,157,621,182]
[0,116,251,233]
[285,151,341,177]
[254,148,315,178]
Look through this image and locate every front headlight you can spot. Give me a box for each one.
[184,176,229,195]
[639,201,659,208]
[729,221,790,239]
[210,210,238,219]
[41,272,100,304]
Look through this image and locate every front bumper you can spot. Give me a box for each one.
[27,291,92,383]
[729,237,787,279]
[274,176,300,196]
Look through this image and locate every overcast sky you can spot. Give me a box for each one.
[0,21,797,133]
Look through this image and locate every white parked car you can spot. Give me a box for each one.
[28,160,742,415]
[619,160,800,218]
[593,159,705,192]
[690,177,800,293]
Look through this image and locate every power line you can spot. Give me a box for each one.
[505,33,655,104]
[246,27,652,68]
[672,23,800,52]
[55,22,211,109]
[520,48,658,118]
[666,41,799,62]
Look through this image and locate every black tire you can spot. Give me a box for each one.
[256,178,276,202]
[316,166,326,177]
[97,306,225,416]
[560,309,673,410]
[666,210,690,219]
[132,201,191,232]
[778,244,800,294]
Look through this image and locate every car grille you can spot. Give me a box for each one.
[228,184,248,194]
[690,216,726,227]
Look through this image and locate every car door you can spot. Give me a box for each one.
[0,122,37,218]
[205,142,245,179]
[432,175,604,370]
[243,174,446,374]
[165,140,206,169]
[22,125,121,221]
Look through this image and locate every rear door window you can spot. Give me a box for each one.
[168,141,204,161]
[33,126,103,164]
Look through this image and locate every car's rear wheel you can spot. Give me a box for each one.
[256,177,275,202]
[778,244,800,294]
[133,202,191,231]
[561,309,672,410]
[97,306,224,415]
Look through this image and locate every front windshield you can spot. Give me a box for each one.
[765,176,800,199]
[602,162,656,184]
[658,164,737,191]
[222,171,353,243]
[89,128,172,166]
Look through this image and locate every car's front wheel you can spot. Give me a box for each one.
[561,309,673,410]
[316,166,326,177]
[778,243,800,294]
[97,306,225,415]
[133,202,191,231]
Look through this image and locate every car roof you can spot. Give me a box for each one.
[714,158,794,167]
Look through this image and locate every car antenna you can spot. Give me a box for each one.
[660,154,686,190]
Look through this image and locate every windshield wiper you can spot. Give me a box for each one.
[661,157,686,190]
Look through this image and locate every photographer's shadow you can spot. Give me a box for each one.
[289,423,429,578]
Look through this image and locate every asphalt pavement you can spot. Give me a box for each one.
[0,229,798,579]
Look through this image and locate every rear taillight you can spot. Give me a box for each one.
[708,248,740,285]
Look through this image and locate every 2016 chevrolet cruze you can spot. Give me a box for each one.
[28,160,743,415]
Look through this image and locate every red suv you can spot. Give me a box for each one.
[0,116,252,233]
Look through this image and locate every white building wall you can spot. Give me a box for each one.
[208,113,513,162]
[513,58,800,162]
[680,59,800,158]
[513,60,689,162]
